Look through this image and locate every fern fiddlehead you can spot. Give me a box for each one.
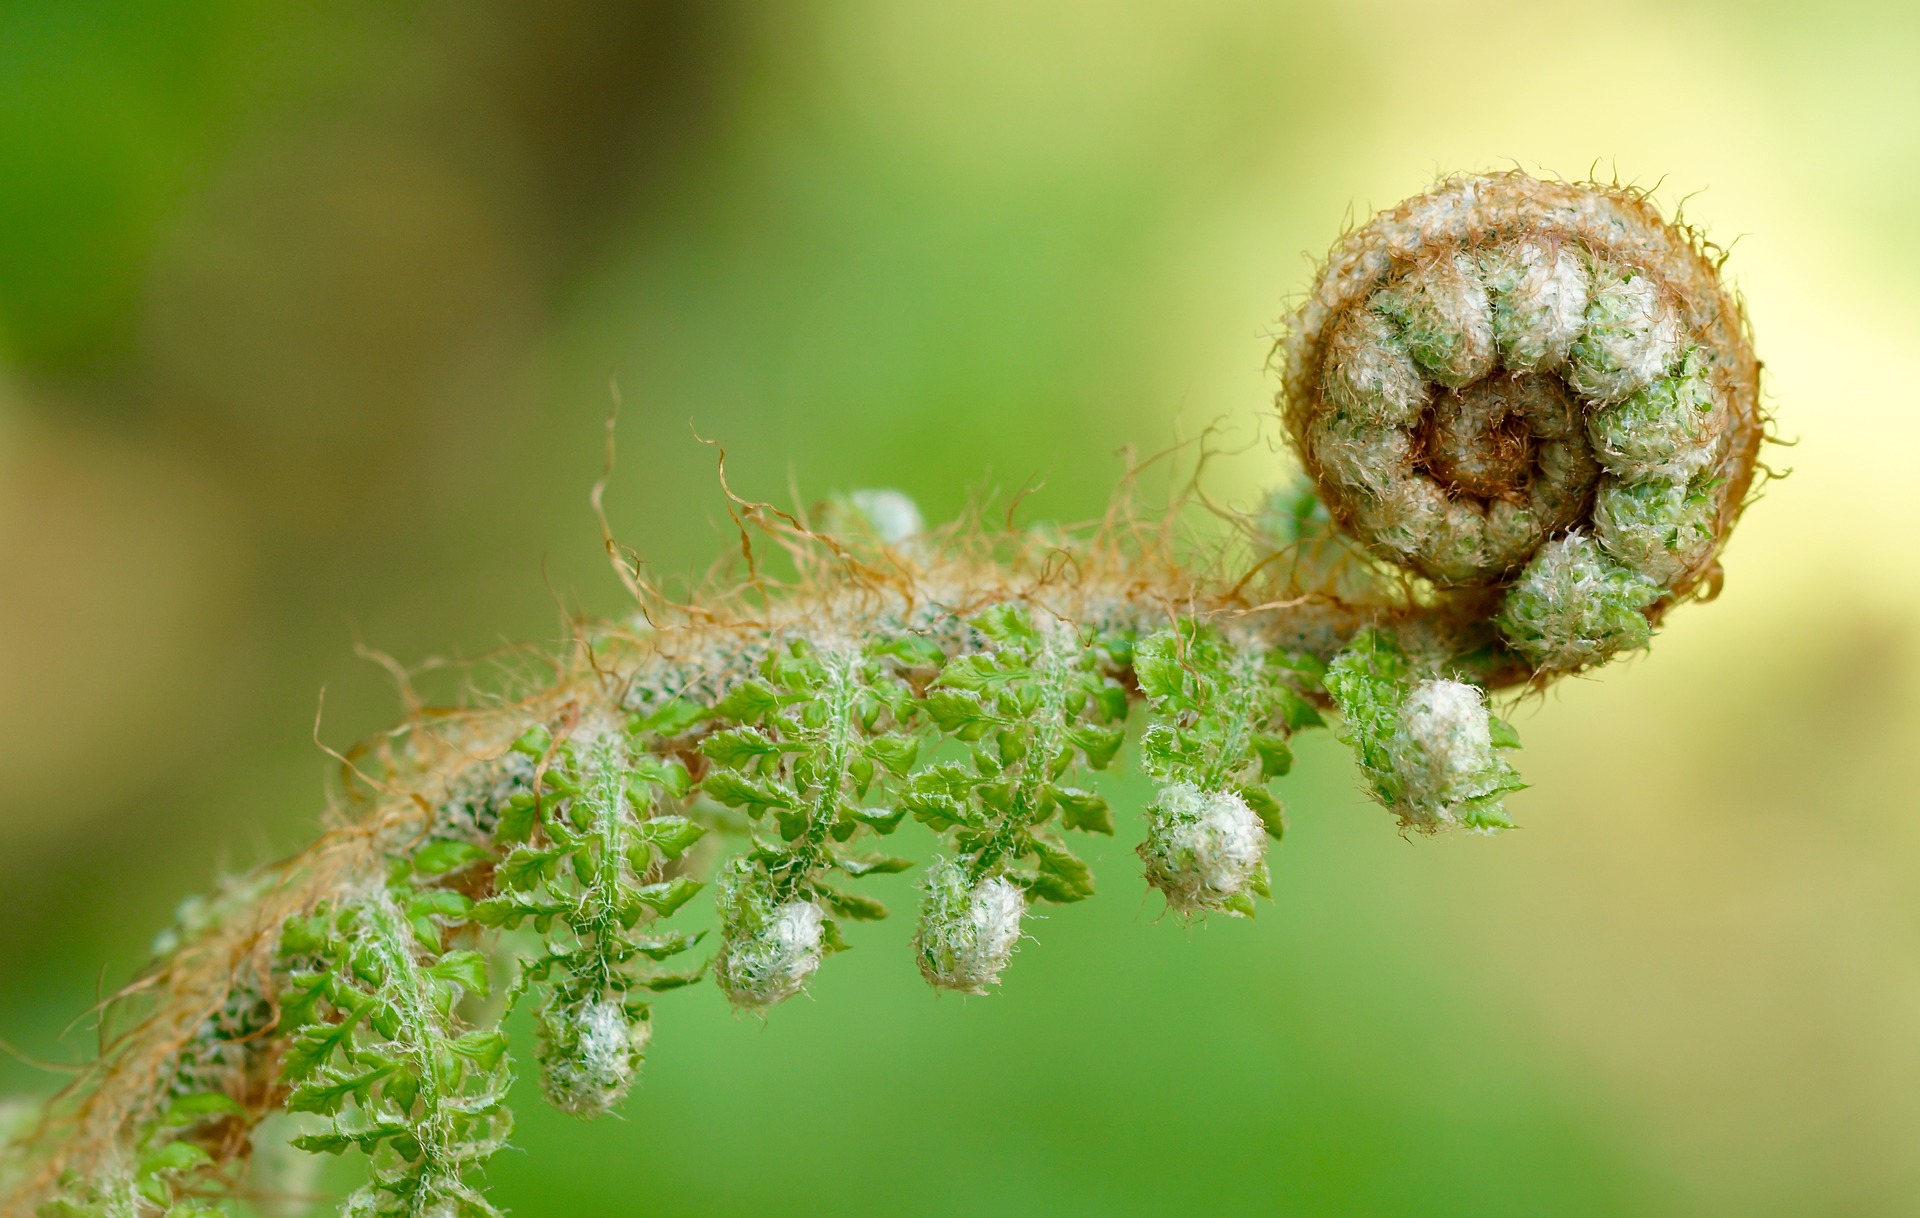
[1,171,1768,1218]
[1281,172,1762,675]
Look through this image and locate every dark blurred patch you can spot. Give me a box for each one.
[0,0,738,983]
[141,0,735,530]
[0,1,733,376]
[145,129,538,520]
[453,1,733,268]
[1791,610,1913,723]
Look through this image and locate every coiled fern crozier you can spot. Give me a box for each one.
[1,171,1768,1218]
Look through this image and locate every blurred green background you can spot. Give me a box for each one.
[4,1,1919,1214]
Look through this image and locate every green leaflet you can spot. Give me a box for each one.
[1132,618,1324,917]
[1324,628,1525,832]
[34,1091,243,1217]
[698,637,922,1006]
[904,605,1131,905]
[1134,617,1323,830]
[30,610,1547,1216]
[480,727,705,1118]
[1322,628,1411,810]
[273,891,511,1218]
[32,614,1539,1216]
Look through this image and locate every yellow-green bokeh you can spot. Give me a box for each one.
[3,2,1917,1214]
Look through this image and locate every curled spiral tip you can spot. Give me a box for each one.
[1280,171,1764,674]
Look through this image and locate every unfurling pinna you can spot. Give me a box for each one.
[1,171,1767,1218]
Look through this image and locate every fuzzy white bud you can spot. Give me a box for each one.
[715,861,826,1009]
[1391,679,1495,814]
[1497,532,1661,671]
[1138,782,1267,916]
[536,997,650,1119]
[846,488,925,545]
[914,859,1026,994]
[1481,237,1590,373]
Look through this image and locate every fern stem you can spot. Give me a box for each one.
[2,170,1772,1218]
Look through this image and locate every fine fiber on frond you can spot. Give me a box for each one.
[2,170,1770,1218]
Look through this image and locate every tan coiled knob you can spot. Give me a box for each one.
[1279,172,1764,672]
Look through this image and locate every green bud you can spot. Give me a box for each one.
[536,997,650,1119]
[1389,679,1522,831]
[1138,782,1268,917]
[1566,261,1681,405]
[713,860,825,1010]
[1497,533,1662,672]
[913,858,1026,994]
[1593,472,1718,586]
